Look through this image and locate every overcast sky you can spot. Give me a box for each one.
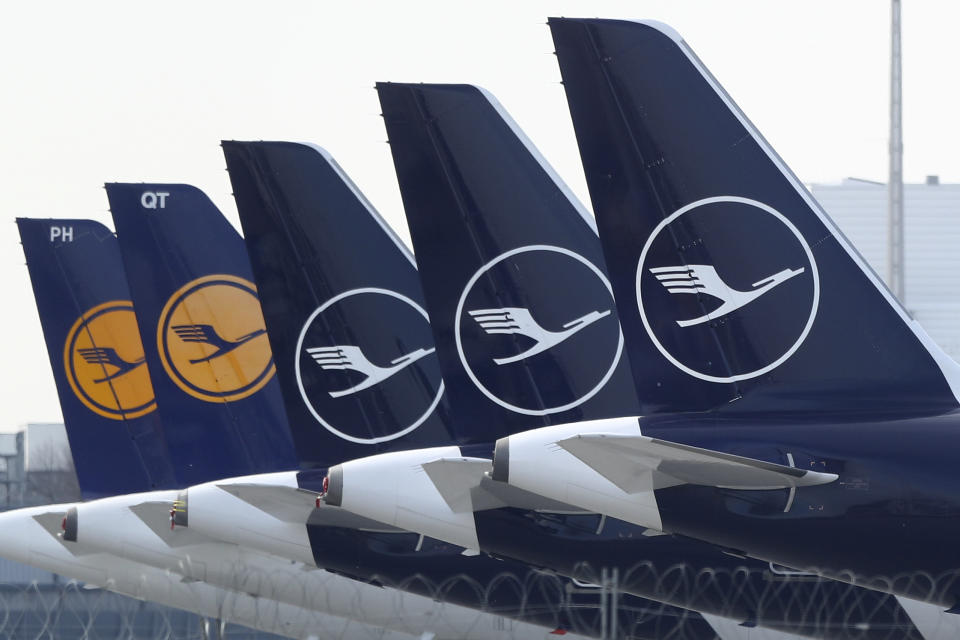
[2,0,958,429]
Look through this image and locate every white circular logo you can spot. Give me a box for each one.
[295,287,444,444]
[455,245,623,415]
[637,196,819,383]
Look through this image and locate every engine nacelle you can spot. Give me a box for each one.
[325,446,481,550]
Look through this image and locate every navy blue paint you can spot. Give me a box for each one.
[378,82,640,436]
[372,83,926,636]
[548,18,958,416]
[545,16,960,608]
[473,507,925,639]
[106,184,298,485]
[17,218,175,499]
[222,141,456,466]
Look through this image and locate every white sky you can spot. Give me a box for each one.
[1,0,958,430]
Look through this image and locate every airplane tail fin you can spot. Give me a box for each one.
[376,82,640,437]
[222,141,454,467]
[105,183,298,485]
[16,218,176,498]
[549,18,960,415]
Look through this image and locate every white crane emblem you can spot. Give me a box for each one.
[468,307,611,365]
[306,345,436,398]
[651,264,805,327]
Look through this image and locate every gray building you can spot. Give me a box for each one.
[811,177,960,360]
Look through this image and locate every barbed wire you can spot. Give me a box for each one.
[0,582,281,640]
[1,560,957,639]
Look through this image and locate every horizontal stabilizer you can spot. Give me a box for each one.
[32,511,69,540]
[558,434,837,493]
[422,457,586,514]
[476,475,586,514]
[219,482,400,532]
[306,508,402,532]
[128,501,209,547]
[421,458,496,513]
[32,511,96,556]
[216,483,320,523]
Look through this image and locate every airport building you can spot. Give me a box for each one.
[812,177,960,360]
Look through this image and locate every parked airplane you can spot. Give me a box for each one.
[488,17,960,616]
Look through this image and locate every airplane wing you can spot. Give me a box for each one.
[558,434,837,494]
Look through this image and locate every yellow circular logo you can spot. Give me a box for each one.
[157,274,275,403]
[63,300,156,420]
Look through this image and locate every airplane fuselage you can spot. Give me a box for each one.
[640,409,960,606]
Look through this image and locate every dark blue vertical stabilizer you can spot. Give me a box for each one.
[222,141,456,468]
[105,184,298,485]
[376,83,640,437]
[17,218,176,499]
[549,18,960,416]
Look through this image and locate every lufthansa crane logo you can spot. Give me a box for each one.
[468,308,611,364]
[637,196,819,383]
[295,288,444,444]
[305,345,436,398]
[650,265,806,327]
[64,300,156,420]
[157,274,275,402]
[456,245,623,416]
